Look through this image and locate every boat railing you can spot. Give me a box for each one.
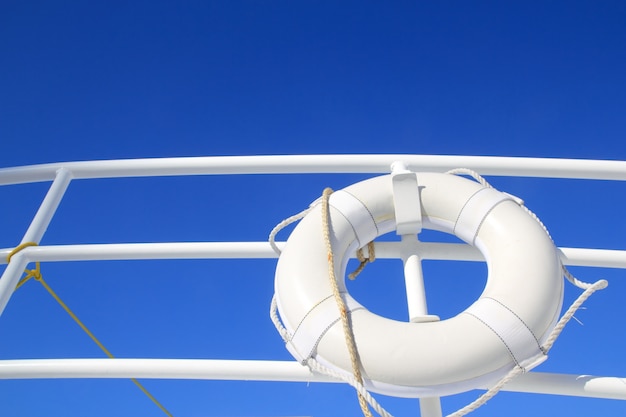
[1,155,625,417]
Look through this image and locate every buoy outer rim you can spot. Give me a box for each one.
[274,173,563,398]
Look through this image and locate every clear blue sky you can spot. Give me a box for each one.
[1,1,625,416]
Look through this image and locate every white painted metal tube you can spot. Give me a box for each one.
[0,359,623,400]
[401,235,430,321]
[0,242,284,264]
[485,372,626,400]
[0,253,30,317]
[403,252,430,321]
[419,397,443,417]
[401,235,440,324]
[21,168,72,244]
[0,359,334,382]
[400,234,443,414]
[1,243,624,269]
[1,155,626,185]
[0,168,71,316]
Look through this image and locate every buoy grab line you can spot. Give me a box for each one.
[6,243,175,417]
[269,168,608,417]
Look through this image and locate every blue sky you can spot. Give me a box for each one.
[1,1,625,416]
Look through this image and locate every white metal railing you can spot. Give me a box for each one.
[2,155,626,185]
[1,155,625,416]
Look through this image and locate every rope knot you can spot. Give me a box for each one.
[7,242,42,289]
[6,241,38,264]
[25,266,43,281]
[348,241,376,280]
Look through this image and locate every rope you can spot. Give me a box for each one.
[269,296,291,342]
[348,241,376,280]
[268,194,391,416]
[7,242,42,289]
[445,168,493,188]
[541,278,608,352]
[268,206,314,255]
[306,358,394,417]
[447,365,525,417]
[321,187,374,417]
[7,243,174,417]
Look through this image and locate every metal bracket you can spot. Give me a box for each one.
[391,161,422,235]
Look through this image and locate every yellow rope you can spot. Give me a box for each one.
[7,243,174,417]
[321,188,373,417]
[8,242,41,290]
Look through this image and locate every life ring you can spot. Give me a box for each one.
[274,172,564,398]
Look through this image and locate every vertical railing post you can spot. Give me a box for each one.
[390,161,444,416]
[419,397,444,417]
[0,168,72,317]
[403,235,437,323]
[400,234,443,417]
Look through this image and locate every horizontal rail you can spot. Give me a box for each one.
[1,242,625,269]
[2,155,626,185]
[0,359,623,400]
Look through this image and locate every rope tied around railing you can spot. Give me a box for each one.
[7,242,42,289]
[6,242,174,417]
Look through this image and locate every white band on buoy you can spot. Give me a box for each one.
[464,297,547,371]
[311,190,379,248]
[286,295,365,364]
[454,187,516,244]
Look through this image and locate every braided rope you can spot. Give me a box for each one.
[306,358,394,417]
[268,206,314,255]
[445,168,493,188]
[268,192,392,417]
[348,241,376,280]
[269,295,291,342]
[446,365,525,417]
[541,278,608,352]
[321,187,374,417]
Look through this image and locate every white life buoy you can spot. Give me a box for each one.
[274,172,564,398]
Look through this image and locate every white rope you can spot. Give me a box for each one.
[269,295,290,342]
[445,168,493,188]
[541,278,608,352]
[268,206,314,255]
[446,365,525,417]
[306,358,395,417]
